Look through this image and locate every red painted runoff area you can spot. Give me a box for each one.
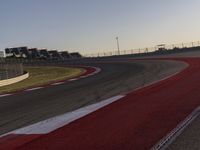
[2,58,200,150]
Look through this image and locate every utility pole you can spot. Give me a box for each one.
[116,37,120,55]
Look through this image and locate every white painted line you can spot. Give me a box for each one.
[0,94,12,98]
[51,82,65,86]
[68,78,78,81]
[0,95,125,136]
[25,87,43,91]
[79,76,87,78]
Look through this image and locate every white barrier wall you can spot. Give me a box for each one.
[0,72,29,87]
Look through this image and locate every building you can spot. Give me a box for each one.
[49,50,63,60]
[60,51,71,59]
[29,48,41,59]
[70,52,82,58]
[39,49,51,59]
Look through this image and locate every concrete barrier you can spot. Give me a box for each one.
[0,72,29,87]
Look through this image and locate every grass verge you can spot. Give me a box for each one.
[0,66,84,93]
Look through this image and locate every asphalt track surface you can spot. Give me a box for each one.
[0,60,185,136]
[2,57,197,150]
[2,58,197,149]
[6,57,200,150]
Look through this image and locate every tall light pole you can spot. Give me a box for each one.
[116,37,120,55]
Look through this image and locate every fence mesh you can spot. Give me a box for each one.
[83,41,200,57]
[0,41,200,80]
[0,58,24,80]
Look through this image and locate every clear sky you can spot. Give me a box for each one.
[1,0,200,54]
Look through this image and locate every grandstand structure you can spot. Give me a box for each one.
[1,41,200,81]
[3,47,82,60]
[0,47,83,80]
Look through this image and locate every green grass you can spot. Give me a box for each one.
[0,66,84,93]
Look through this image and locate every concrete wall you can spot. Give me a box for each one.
[0,72,29,87]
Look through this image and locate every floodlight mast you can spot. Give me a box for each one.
[116,37,120,55]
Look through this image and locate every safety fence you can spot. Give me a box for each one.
[83,41,200,57]
[1,41,200,80]
[0,58,24,80]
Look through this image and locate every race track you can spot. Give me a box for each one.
[0,58,189,150]
[10,58,200,150]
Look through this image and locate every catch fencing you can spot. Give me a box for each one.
[83,41,200,57]
[1,40,200,80]
[0,58,24,80]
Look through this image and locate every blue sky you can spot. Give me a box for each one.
[0,0,200,54]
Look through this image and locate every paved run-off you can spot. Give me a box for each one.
[3,58,200,150]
